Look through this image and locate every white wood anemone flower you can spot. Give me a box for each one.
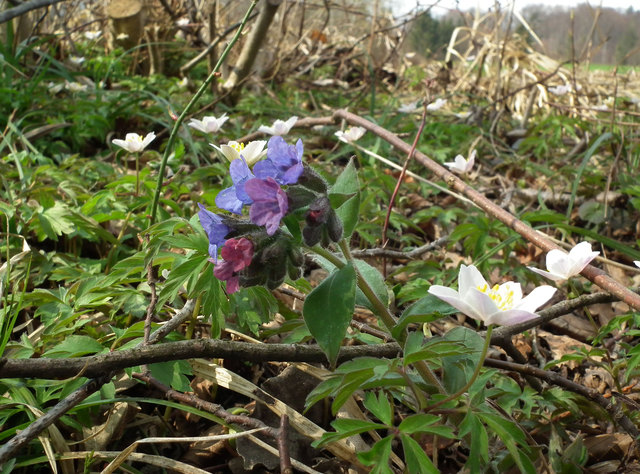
[257,116,298,136]
[211,140,267,166]
[426,98,447,112]
[397,100,420,113]
[444,149,476,174]
[428,264,556,326]
[548,85,571,96]
[112,132,156,153]
[527,242,599,282]
[188,114,229,134]
[84,31,102,40]
[335,126,366,143]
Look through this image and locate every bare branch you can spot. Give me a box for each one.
[0,0,64,25]
[484,357,640,439]
[332,109,640,311]
[0,340,403,379]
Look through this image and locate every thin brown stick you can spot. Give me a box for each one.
[381,104,428,277]
[1,289,629,381]
[483,357,640,439]
[0,374,111,464]
[143,263,158,345]
[331,109,640,311]
[0,298,197,463]
[0,0,62,24]
[0,340,403,379]
[233,116,336,144]
[489,290,619,342]
[132,372,277,437]
[278,414,293,474]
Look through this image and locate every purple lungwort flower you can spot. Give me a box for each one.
[244,177,289,236]
[213,238,254,293]
[215,157,255,214]
[253,136,303,185]
[197,203,230,262]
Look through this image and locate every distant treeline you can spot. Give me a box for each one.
[408,4,639,65]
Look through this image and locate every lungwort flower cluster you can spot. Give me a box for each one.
[428,264,556,326]
[198,135,343,293]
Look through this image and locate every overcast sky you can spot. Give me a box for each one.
[390,0,636,17]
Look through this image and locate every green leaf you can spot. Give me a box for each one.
[149,360,193,392]
[566,132,612,219]
[400,434,439,474]
[393,293,458,339]
[357,436,394,473]
[157,252,208,305]
[312,254,389,312]
[331,158,360,238]
[231,286,278,336]
[398,414,454,437]
[363,391,393,426]
[328,192,356,209]
[478,412,536,474]
[353,259,390,311]
[459,410,488,472]
[313,418,386,447]
[303,263,356,366]
[42,335,104,358]
[37,202,75,240]
[441,327,484,393]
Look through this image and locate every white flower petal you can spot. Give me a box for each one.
[467,288,501,321]
[537,243,599,280]
[241,140,267,165]
[426,98,447,111]
[112,132,155,153]
[188,119,206,133]
[219,144,240,162]
[428,285,485,322]
[566,241,599,274]
[335,126,366,143]
[516,285,556,313]
[141,132,156,149]
[258,116,297,136]
[458,264,488,296]
[635,261,640,268]
[257,125,275,134]
[485,309,539,326]
[527,266,566,282]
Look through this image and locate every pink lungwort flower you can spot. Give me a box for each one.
[213,238,254,293]
[428,264,556,326]
[244,177,289,236]
[527,242,599,282]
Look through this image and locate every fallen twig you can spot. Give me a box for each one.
[332,108,640,311]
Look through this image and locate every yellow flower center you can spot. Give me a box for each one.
[230,142,245,153]
[476,283,515,311]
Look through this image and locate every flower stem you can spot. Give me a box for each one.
[135,152,140,196]
[310,240,447,394]
[148,0,259,226]
[426,324,494,412]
